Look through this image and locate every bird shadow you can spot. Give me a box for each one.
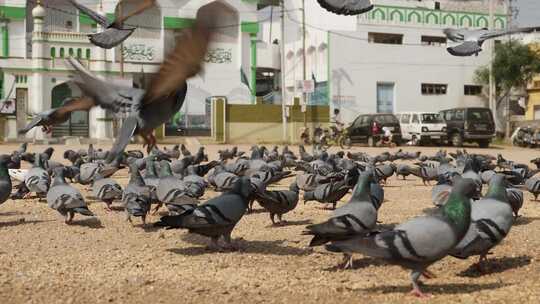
[167,234,312,256]
[245,208,267,215]
[0,219,52,228]
[323,257,388,272]
[71,217,105,229]
[457,255,532,278]
[514,216,540,226]
[267,219,312,228]
[0,211,25,217]
[360,281,510,295]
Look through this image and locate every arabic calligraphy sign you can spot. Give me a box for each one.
[122,44,155,61]
[204,48,232,64]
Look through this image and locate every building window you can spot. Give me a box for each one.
[421,36,446,46]
[60,48,65,58]
[464,85,482,96]
[50,47,56,58]
[68,48,74,57]
[422,83,447,95]
[77,48,82,58]
[368,33,403,45]
[85,49,91,59]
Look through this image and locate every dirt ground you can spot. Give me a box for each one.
[0,143,538,304]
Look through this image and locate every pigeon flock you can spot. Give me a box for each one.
[1,143,538,297]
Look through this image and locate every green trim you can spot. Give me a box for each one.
[0,6,26,20]
[425,12,438,24]
[79,13,97,26]
[250,34,257,102]
[389,10,404,22]
[241,21,259,34]
[1,25,8,57]
[164,17,195,29]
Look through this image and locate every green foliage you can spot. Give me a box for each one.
[475,40,540,93]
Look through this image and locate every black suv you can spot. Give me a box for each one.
[440,107,495,148]
[347,114,402,147]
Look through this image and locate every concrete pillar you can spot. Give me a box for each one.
[28,1,47,140]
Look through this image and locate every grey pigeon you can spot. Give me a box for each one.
[0,155,13,205]
[450,175,515,272]
[156,161,198,215]
[431,174,457,207]
[506,187,524,218]
[525,176,540,200]
[68,0,156,49]
[91,174,123,211]
[304,169,359,210]
[325,179,476,297]
[155,177,253,251]
[24,153,50,196]
[47,167,94,224]
[123,164,152,226]
[444,27,539,56]
[304,172,380,269]
[254,182,300,225]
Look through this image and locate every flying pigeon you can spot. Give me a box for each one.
[0,155,13,205]
[47,167,95,224]
[155,177,254,251]
[450,175,515,272]
[325,179,476,297]
[304,172,380,269]
[68,0,157,49]
[444,26,540,56]
[20,8,219,160]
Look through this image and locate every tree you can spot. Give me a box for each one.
[475,40,540,132]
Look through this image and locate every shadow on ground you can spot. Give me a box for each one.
[457,255,532,278]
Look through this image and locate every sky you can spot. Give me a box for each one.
[515,0,540,27]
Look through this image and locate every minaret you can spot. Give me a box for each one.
[28,0,47,140]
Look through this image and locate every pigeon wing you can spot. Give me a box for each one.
[68,0,109,26]
[89,27,136,49]
[317,0,374,16]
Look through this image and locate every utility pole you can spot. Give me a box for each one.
[280,0,287,142]
[302,0,307,127]
[488,0,496,132]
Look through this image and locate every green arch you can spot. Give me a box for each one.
[50,47,56,58]
[77,48,82,58]
[85,49,91,59]
[459,15,473,27]
[476,16,488,28]
[59,48,65,58]
[389,10,404,22]
[408,11,421,23]
[68,48,74,56]
[495,18,505,29]
[372,8,385,21]
[425,12,439,24]
[443,14,456,26]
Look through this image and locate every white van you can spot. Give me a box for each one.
[396,112,447,145]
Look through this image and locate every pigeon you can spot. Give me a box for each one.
[23,10,218,161]
[303,169,359,210]
[525,176,540,200]
[47,167,94,224]
[19,97,95,135]
[155,177,253,251]
[325,179,476,297]
[162,144,181,159]
[450,175,515,272]
[68,0,156,49]
[431,174,455,207]
[123,164,152,226]
[304,172,380,269]
[506,187,524,218]
[396,163,412,180]
[0,155,13,205]
[444,26,540,56]
[24,153,50,196]
[91,174,123,212]
[156,161,198,215]
[254,182,300,225]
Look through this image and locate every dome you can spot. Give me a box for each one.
[32,3,46,18]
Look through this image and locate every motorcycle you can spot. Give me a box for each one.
[512,126,538,148]
[300,125,352,149]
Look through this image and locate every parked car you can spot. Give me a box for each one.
[440,107,495,148]
[396,112,447,145]
[347,113,402,147]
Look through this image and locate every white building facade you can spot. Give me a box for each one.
[262,0,508,124]
[0,0,259,141]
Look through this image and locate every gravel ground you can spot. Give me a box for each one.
[0,143,538,304]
